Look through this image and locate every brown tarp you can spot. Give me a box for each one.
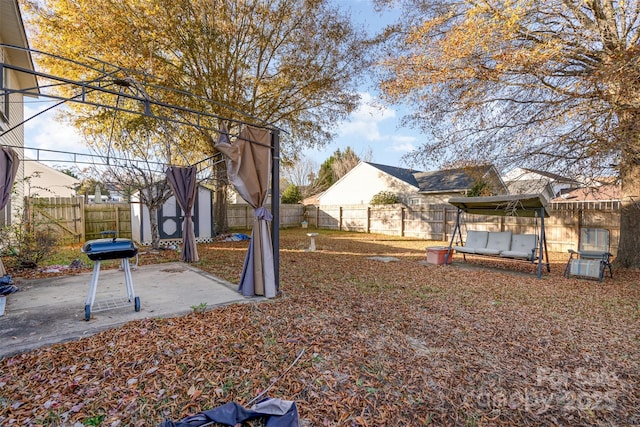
[215,125,275,298]
[166,165,199,262]
[0,147,20,276]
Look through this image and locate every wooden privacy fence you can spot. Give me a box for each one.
[227,203,305,229]
[304,201,621,255]
[24,197,84,244]
[25,197,132,244]
[25,199,302,244]
[84,203,132,241]
[24,197,620,255]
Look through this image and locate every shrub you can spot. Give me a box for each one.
[1,223,59,269]
[281,185,303,204]
[370,191,399,205]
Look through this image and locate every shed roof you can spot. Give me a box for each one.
[448,194,549,217]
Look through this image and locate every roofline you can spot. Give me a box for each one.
[418,189,468,195]
[1,1,40,93]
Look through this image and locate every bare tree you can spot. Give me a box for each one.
[87,123,187,249]
[282,155,318,194]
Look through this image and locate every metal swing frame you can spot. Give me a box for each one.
[445,194,551,278]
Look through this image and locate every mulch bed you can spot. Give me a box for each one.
[1,231,638,426]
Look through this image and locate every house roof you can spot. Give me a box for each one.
[1,1,39,92]
[520,168,579,184]
[552,184,621,202]
[506,178,552,196]
[414,164,499,194]
[366,162,420,187]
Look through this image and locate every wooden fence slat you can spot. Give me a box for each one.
[307,202,620,255]
[24,196,85,244]
[24,197,619,255]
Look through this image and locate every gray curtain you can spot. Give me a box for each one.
[215,125,275,298]
[166,166,199,262]
[0,147,20,276]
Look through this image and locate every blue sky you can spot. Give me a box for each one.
[302,0,423,169]
[22,0,423,170]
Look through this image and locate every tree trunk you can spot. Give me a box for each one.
[213,160,229,234]
[615,154,640,268]
[149,205,161,250]
[213,185,228,234]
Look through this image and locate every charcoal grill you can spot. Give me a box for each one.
[81,231,140,321]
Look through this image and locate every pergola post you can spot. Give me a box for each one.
[271,129,280,293]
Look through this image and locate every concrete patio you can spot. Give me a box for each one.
[0,262,255,359]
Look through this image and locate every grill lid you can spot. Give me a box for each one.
[82,238,138,261]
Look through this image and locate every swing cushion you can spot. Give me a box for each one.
[475,231,512,256]
[501,234,537,259]
[453,230,488,254]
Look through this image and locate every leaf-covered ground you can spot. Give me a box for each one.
[1,230,639,426]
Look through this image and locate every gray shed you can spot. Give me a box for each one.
[130,184,214,245]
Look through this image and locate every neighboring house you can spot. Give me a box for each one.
[315,162,507,206]
[503,168,580,202]
[316,162,421,206]
[23,158,80,198]
[413,164,507,204]
[0,0,39,226]
[229,186,273,205]
[552,184,621,202]
[302,193,321,205]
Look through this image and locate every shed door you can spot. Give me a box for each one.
[158,192,200,239]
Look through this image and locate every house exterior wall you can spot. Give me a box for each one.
[23,160,79,198]
[317,162,419,206]
[0,45,26,226]
[503,168,578,198]
[416,193,466,205]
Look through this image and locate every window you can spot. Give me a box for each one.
[409,198,422,206]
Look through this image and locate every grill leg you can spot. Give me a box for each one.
[85,261,101,321]
[122,258,136,302]
[86,261,101,308]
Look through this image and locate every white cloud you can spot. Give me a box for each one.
[23,102,87,158]
[389,141,416,153]
[333,92,418,161]
[388,134,417,151]
[337,92,397,142]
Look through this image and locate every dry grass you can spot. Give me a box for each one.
[1,229,639,426]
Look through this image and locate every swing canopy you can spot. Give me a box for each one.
[447,194,549,218]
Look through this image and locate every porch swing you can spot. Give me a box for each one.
[444,194,551,278]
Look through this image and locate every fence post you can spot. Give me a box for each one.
[401,207,405,237]
[442,206,447,241]
[115,205,120,235]
[367,206,371,233]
